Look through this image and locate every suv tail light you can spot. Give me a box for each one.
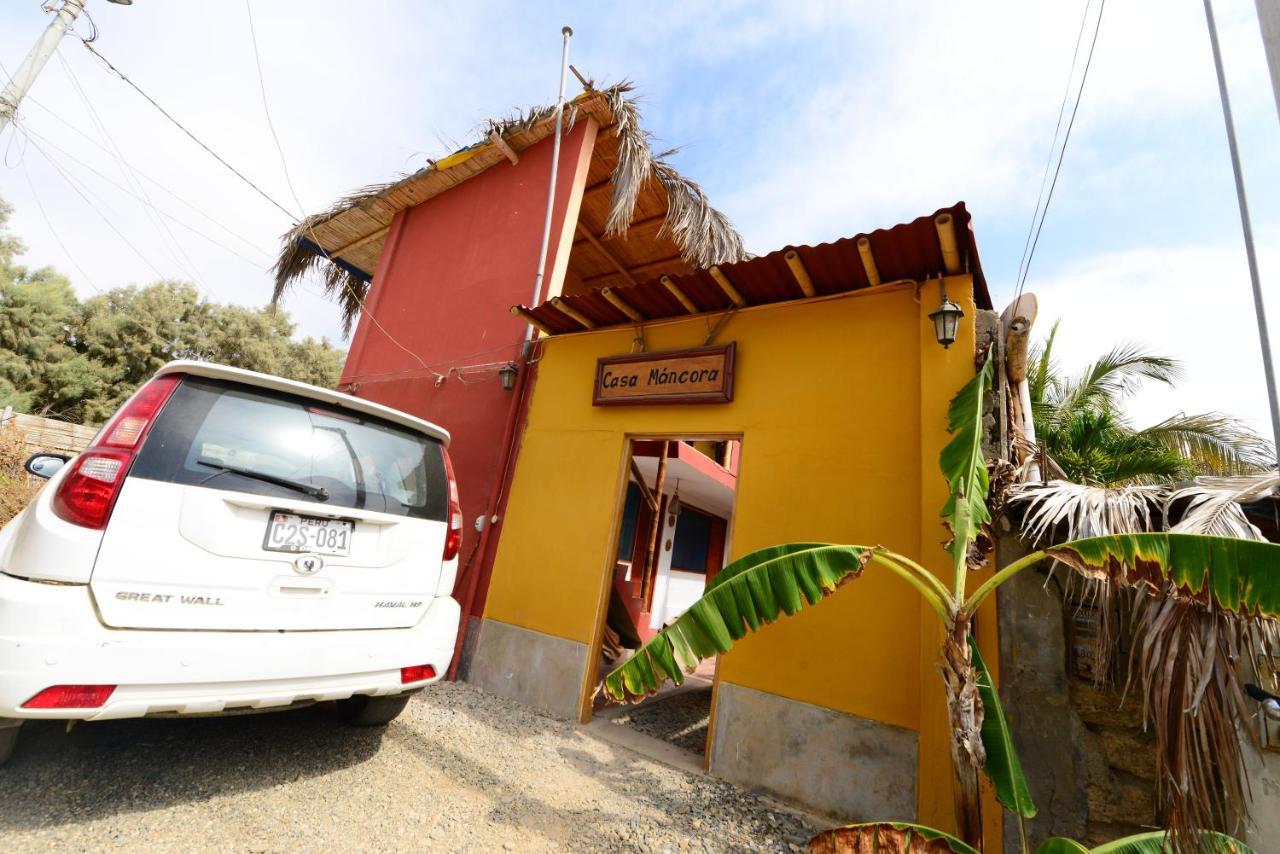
[441,447,462,561]
[52,374,181,530]
[22,684,116,709]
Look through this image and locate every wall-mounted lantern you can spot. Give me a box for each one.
[929,284,964,349]
[499,362,519,391]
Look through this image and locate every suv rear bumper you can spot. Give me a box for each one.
[0,572,460,721]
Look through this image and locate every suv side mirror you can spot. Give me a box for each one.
[24,453,70,480]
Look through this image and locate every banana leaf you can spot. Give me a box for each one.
[969,637,1035,818]
[1035,830,1255,853]
[601,543,871,702]
[1046,533,1280,616]
[940,354,993,572]
[1035,841,1090,854]
[809,821,979,854]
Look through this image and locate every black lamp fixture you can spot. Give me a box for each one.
[929,282,964,349]
[499,361,519,391]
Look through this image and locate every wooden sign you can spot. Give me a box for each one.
[593,343,736,406]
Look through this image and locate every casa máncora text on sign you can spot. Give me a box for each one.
[593,343,736,406]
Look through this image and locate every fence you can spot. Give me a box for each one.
[0,408,98,457]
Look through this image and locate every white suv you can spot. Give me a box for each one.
[0,361,463,764]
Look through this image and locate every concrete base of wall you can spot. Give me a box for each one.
[709,682,918,821]
[465,617,588,720]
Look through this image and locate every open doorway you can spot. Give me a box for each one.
[587,436,741,761]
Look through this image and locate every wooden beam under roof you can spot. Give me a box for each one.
[510,305,556,336]
[575,223,639,286]
[784,250,816,297]
[708,265,746,306]
[331,224,391,260]
[661,275,698,314]
[601,287,644,321]
[550,296,597,329]
[488,130,519,165]
[581,253,687,287]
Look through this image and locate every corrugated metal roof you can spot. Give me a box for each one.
[518,203,990,334]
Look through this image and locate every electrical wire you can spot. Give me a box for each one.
[1014,0,1093,293]
[18,152,102,293]
[55,48,215,296]
[1014,0,1107,305]
[243,0,304,220]
[14,95,273,259]
[77,39,299,222]
[18,123,168,280]
[20,122,271,270]
[239,1,429,369]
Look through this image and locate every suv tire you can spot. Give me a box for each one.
[0,722,21,766]
[337,694,411,726]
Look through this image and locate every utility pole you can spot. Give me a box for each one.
[0,0,102,137]
[1257,0,1280,122]
[1203,0,1280,464]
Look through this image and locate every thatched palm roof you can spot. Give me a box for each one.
[272,82,746,331]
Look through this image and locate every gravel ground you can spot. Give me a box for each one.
[609,688,712,755]
[0,681,818,852]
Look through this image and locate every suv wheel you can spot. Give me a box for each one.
[0,721,21,766]
[337,694,411,726]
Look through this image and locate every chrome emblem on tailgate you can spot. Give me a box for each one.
[292,554,324,576]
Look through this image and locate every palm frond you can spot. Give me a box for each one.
[273,82,746,322]
[1012,480,1165,543]
[1046,533,1280,848]
[1027,318,1061,408]
[1164,474,1278,541]
[1138,413,1274,477]
[970,637,1036,818]
[1050,342,1183,422]
[940,354,994,573]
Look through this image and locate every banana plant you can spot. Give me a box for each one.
[602,352,1280,852]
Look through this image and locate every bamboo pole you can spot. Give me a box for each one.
[488,130,519,165]
[709,265,747,306]
[577,224,640,286]
[601,287,644,321]
[856,237,881,286]
[641,441,670,609]
[509,305,556,336]
[783,251,816,297]
[549,296,597,329]
[661,276,698,314]
[935,214,962,274]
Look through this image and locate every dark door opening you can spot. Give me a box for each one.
[589,437,740,760]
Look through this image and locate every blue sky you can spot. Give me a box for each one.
[2,1,1279,437]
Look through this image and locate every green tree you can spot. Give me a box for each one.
[1028,322,1270,484]
[0,195,345,424]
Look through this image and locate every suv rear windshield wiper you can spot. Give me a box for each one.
[196,459,329,501]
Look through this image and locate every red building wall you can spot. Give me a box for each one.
[339,119,598,617]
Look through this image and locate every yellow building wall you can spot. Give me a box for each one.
[483,277,985,831]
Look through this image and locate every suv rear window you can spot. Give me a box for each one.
[131,376,448,520]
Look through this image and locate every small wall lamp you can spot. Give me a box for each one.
[929,283,964,349]
[499,362,519,391]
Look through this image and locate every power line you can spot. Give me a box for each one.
[244,0,305,219]
[1014,0,1107,305]
[19,152,103,293]
[1015,0,1093,292]
[18,122,168,281]
[55,48,214,296]
[76,39,299,222]
[16,96,274,260]
[240,1,428,367]
[20,122,270,270]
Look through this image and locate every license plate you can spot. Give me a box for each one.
[263,512,354,556]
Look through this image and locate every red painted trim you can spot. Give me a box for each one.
[632,440,737,491]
